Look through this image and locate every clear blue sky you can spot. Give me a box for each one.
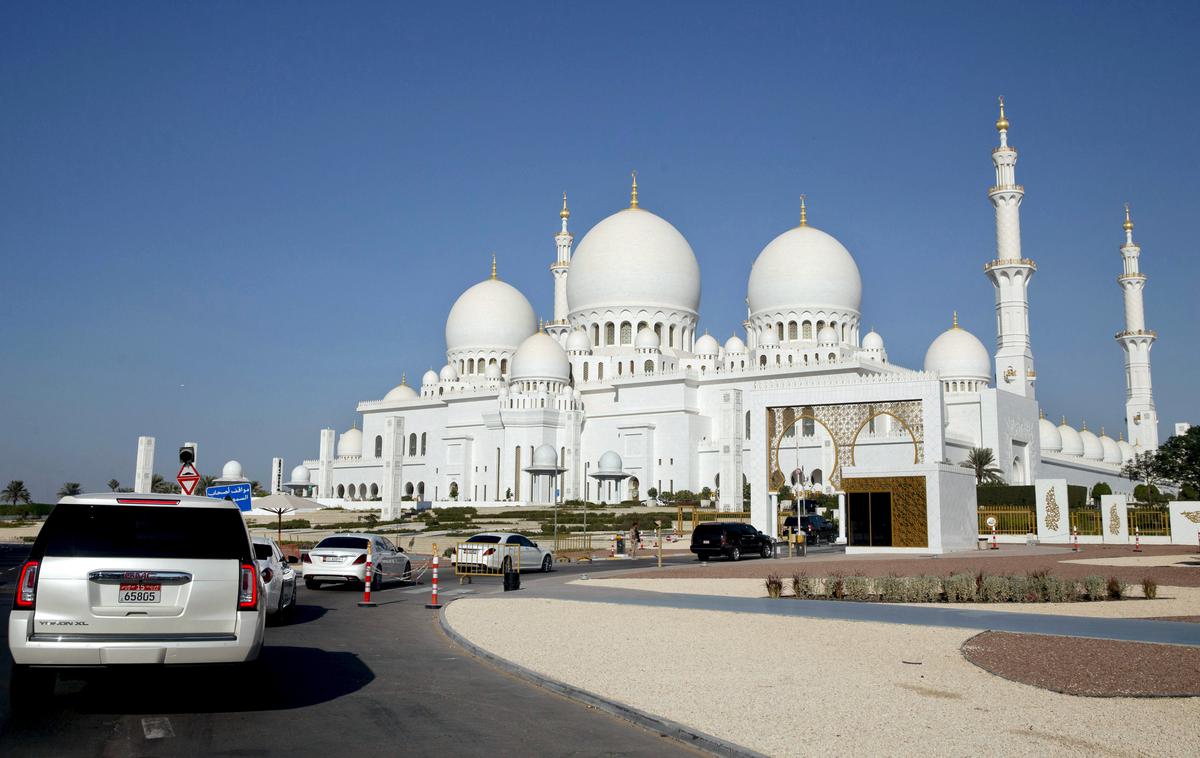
[2,2,1197,501]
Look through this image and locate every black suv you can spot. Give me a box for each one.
[691,522,773,561]
[782,514,838,544]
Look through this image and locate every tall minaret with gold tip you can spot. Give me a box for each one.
[984,97,1037,397]
[547,192,574,344]
[1116,204,1159,450]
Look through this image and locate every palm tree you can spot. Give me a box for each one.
[57,482,83,497]
[107,479,120,492]
[151,474,181,494]
[197,474,217,496]
[3,480,32,507]
[961,447,1005,485]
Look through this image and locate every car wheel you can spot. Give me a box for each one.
[760,543,772,559]
[729,547,741,561]
[371,569,381,591]
[541,554,553,573]
[696,552,707,561]
[305,577,321,590]
[403,562,412,582]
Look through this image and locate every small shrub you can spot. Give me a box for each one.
[791,573,815,599]
[979,574,1012,603]
[1040,575,1075,603]
[824,574,846,600]
[842,575,873,601]
[1106,576,1128,600]
[875,575,907,603]
[1083,575,1106,601]
[765,574,783,599]
[907,575,943,603]
[1141,577,1158,600]
[942,573,978,603]
[1008,575,1037,602]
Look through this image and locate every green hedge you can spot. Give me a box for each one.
[0,503,54,517]
[976,484,1087,509]
[785,572,1129,603]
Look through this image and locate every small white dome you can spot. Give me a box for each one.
[421,369,439,387]
[566,329,592,353]
[635,327,660,350]
[567,207,701,316]
[337,427,363,458]
[511,332,570,382]
[924,322,991,381]
[724,335,746,353]
[445,276,537,354]
[862,330,884,350]
[1117,439,1136,462]
[1039,417,1062,453]
[694,333,720,356]
[288,465,310,484]
[531,444,558,469]
[758,327,779,347]
[817,325,838,345]
[747,225,863,317]
[485,362,502,379]
[384,379,417,401]
[1099,433,1122,464]
[1078,427,1104,461]
[439,363,459,382]
[221,460,244,480]
[597,450,624,475]
[1058,422,1084,456]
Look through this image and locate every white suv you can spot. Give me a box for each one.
[9,493,266,695]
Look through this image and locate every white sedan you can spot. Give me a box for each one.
[253,536,298,617]
[302,534,412,590]
[454,533,554,573]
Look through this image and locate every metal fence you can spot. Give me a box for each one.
[977,506,1037,536]
[1069,509,1102,536]
[1127,508,1171,536]
[551,533,596,554]
[676,504,750,533]
[452,542,521,576]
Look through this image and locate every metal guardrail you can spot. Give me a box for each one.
[977,506,1036,536]
[676,504,750,533]
[1069,510,1102,536]
[551,533,595,554]
[1127,508,1170,536]
[452,542,521,576]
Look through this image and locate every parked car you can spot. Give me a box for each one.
[253,537,298,617]
[783,514,839,544]
[302,534,411,590]
[691,522,773,561]
[453,533,554,573]
[9,493,266,700]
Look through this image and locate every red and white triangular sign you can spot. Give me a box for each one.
[177,462,200,496]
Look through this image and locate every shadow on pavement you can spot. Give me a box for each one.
[269,602,328,627]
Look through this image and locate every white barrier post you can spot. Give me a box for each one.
[990,524,999,550]
[358,541,376,607]
[1133,527,1142,553]
[1072,525,1079,553]
[425,543,442,609]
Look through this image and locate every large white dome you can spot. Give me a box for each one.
[596,451,624,475]
[220,460,244,480]
[694,333,720,356]
[288,465,310,484]
[862,330,884,350]
[511,332,570,382]
[1058,421,1084,456]
[1078,427,1104,461]
[445,276,536,353]
[531,444,558,469]
[1039,416,1062,453]
[383,377,417,401]
[924,322,991,381]
[724,335,746,353]
[337,426,362,458]
[567,208,701,315]
[1117,438,1136,462]
[566,329,592,354]
[1099,432,1122,464]
[747,225,862,317]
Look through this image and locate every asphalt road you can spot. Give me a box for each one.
[0,543,711,757]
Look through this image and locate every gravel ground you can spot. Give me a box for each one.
[624,545,1200,587]
[962,631,1200,696]
[445,597,1200,756]
[577,579,1200,619]
[1063,554,1200,568]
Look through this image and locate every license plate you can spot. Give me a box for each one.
[703,540,711,544]
[119,583,161,603]
[322,556,340,562]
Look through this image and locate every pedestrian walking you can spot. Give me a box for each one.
[629,521,641,558]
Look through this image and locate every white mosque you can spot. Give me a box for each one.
[288,101,1161,529]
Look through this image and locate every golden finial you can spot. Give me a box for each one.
[799,195,808,227]
[1061,415,1067,425]
[1123,203,1134,232]
[401,372,407,386]
[630,171,639,209]
[1081,420,1089,432]
[1039,409,1046,420]
[1101,426,1106,437]
[995,96,1009,132]
[952,311,959,329]
[490,253,497,280]
[1119,430,1125,441]
[560,192,570,220]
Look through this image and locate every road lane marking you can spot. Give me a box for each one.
[141,717,175,740]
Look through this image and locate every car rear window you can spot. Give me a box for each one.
[254,543,274,560]
[693,524,723,537]
[38,504,251,561]
[466,535,501,543]
[315,537,368,550]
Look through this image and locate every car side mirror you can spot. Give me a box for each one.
[286,555,298,564]
[532,542,538,548]
[398,547,405,553]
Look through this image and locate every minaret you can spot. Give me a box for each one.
[1116,204,1158,449]
[547,193,573,344]
[984,97,1037,397]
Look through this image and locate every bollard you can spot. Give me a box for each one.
[425,543,442,609]
[1133,527,1142,553]
[1072,526,1079,553]
[990,524,999,550]
[358,541,377,607]
[657,526,663,568]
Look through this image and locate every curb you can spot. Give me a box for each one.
[438,603,767,758]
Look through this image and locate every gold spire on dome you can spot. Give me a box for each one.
[560,192,570,220]
[952,311,959,329]
[1040,409,1046,420]
[490,254,497,280]
[1123,203,1134,232]
[1061,415,1067,425]
[995,96,1009,132]
[630,171,639,209]
[1101,426,1106,436]
[1081,420,1089,432]
[799,195,808,227]
[401,372,407,386]
[1119,430,1125,441]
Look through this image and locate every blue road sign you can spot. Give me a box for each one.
[206,482,253,512]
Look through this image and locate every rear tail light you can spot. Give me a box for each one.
[720,534,728,545]
[14,560,39,609]
[262,568,274,583]
[483,547,496,556]
[302,553,311,563]
[238,563,258,610]
[352,554,367,565]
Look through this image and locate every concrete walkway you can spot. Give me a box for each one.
[530,582,1200,647]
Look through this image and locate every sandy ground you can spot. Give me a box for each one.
[1062,554,1200,568]
[445,597,1200,757]
[575,577,1200,618]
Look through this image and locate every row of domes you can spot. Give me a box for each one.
[1039,416,1134,464]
